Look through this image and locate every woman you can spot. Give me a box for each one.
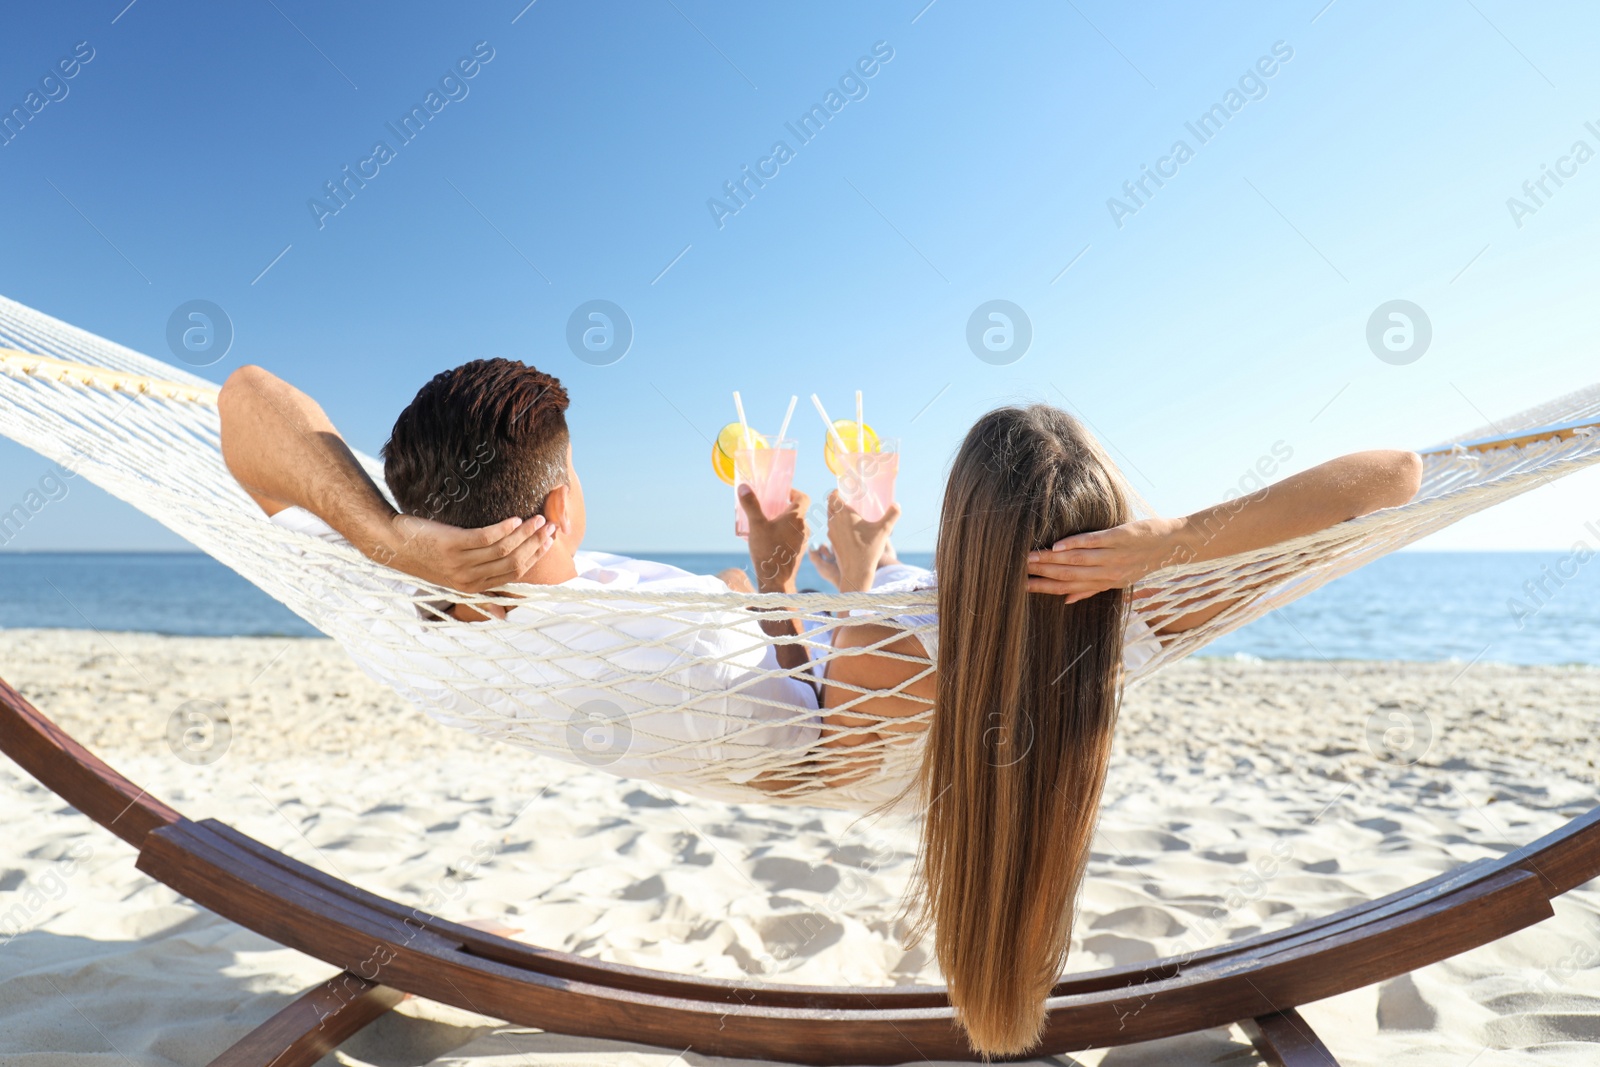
[813,405,1421,1056]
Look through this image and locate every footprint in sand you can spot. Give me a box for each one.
[1089,906,1188,939]
[618,874,665,901]
[751,856,840,894]
[757,913,845,960]
[1079,932,1159,967]
[1376,973,1438,1031]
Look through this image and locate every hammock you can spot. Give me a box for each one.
[2,291,1598,811]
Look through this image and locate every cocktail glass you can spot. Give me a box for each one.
[835,438,899,522]
[733,437,798,538]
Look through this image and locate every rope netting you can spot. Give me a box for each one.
[2,292,1597,810]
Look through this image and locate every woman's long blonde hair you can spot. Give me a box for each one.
[913,404,1129,1057]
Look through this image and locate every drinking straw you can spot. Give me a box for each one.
[776,394,797,442]
[811,394,851,455]
[855,390,864,454]
[733,391,751,451]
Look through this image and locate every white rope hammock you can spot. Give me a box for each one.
[2,292,1597,812]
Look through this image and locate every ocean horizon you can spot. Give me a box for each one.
[2,549,1596,667]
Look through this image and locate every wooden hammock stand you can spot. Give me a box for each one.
[3,675,1598,1066]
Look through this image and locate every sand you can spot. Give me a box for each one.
[1,627,1598,1066]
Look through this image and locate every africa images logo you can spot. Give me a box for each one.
[307,42,496,230]
[1106,41,1294,229]
[0,41,95,149]
[706,41,895,230]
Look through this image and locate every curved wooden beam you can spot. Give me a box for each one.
[0,678,179,847]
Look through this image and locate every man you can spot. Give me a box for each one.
[219,358,825,780]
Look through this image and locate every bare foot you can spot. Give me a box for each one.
[717,567,755,593]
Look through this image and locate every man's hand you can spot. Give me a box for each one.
[1024,517,1185,601]
[825,490,901,593]
[740,486,809,593]
[378,512,558,593]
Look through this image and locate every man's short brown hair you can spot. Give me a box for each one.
[382,359,570,528]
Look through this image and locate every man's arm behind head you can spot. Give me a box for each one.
[218,364,555,592]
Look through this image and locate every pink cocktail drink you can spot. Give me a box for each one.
[836,439,898,522]
[733,438,798,538]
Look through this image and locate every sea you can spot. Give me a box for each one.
[1,551,1597,666]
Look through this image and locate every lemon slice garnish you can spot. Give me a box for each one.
[823,420,879,475]
[712,422,768,486]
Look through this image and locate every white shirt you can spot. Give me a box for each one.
[269,507,820,784]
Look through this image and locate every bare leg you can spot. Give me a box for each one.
[821,624,936,745]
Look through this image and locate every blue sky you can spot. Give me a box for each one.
[2,0,1597,553]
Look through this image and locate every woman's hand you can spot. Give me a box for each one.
[826,490,901,593]
[1025,516,1186,602]
[378,512,557,593]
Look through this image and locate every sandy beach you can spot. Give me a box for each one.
[1,627,1598,1066]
